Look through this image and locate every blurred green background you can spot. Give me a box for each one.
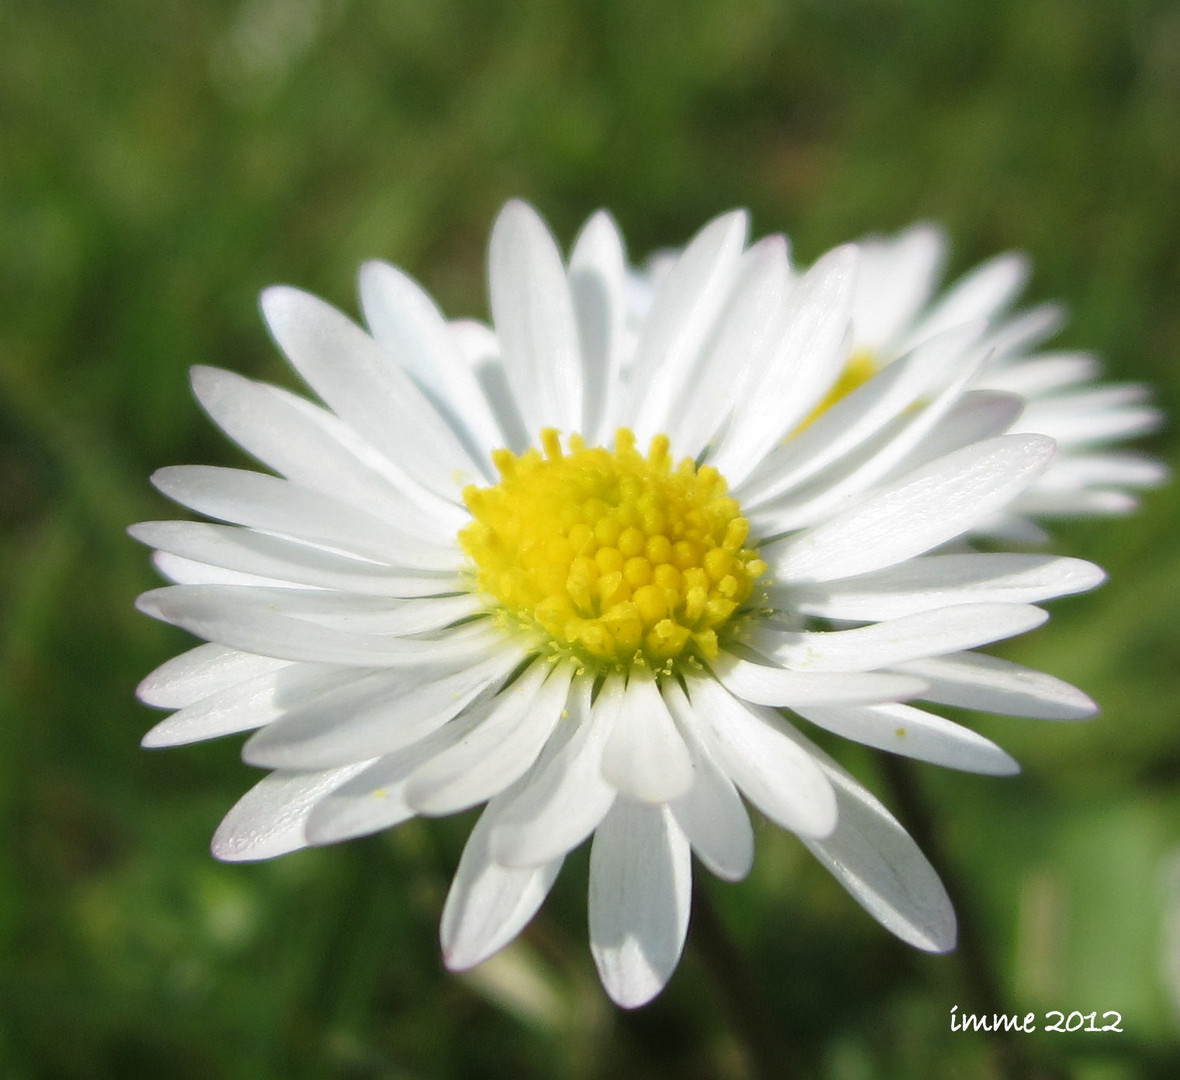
[2,1,1179,1077]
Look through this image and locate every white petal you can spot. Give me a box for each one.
[458,333,532,454]
[623,210,749,440]
[679,675,836,838]
[882,390,1025,474]
[662,681,754,881]
[151,465,459,571]
[261,285,480,501]
[1023,381,1153,415]
[1020,401,1164,449]
[755,603,1049,671]
[894,651,1098,720]
[137,643,290,708]
[490,676,620,868]
[978,351,1100,397]
[1010,487,1139,516]
[796,702,1019,775]
[190,365,457,527]
[1034,452,1167,490]
[982,302,1064,361]
[405,662,575,815]
[853,223,946,353]
[136,585,500,666]
[305,775,416,844]
[143,663,355,748]
[803,749,956,952]
[740,319,985,505]
[600,667,695,804]
[664,236,792,460]
[749,351,987,534]
[589,800,691,1009]
[242,650,520,769]
[131,520,462,597]
[786,553,1105,621]
[138,579,464,637]
[441,802,562,972]
[303,710,487,844]
[902,251,1028,351]
[712,244,858,482]
[770,434,1057,584]
[150,584,479,635]
[970,511,1052,544]
[569,210,629,444]
[488,200,583,434]
[449,317,499,364]
[358,260,505,466]
[211,763,370,861]
[712,655,927,708]
[150,551,298,588]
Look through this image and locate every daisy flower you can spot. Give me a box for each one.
[133,201,1104,1008]
[849,223,1167,539]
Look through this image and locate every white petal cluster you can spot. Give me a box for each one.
[853,224,1167,539]
[134,201,1109,1008]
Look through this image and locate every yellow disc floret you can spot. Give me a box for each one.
[460,428,768,671]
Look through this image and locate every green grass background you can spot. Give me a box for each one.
[2,1,1179,1077]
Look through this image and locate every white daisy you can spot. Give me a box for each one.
[133,201,1104,1008]
[849,223,1167,540]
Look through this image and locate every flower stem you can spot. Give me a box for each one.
[690,878,794,1080]
[877,755,1072,1080]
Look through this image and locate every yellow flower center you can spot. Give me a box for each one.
[460,428,768,672]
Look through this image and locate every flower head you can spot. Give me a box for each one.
[134,201,1103,1007]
